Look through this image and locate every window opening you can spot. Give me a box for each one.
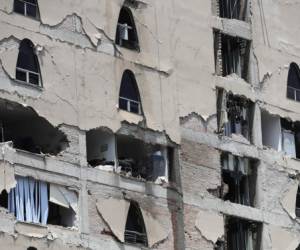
[221,153,257,207]
[0,99,67,155]
[86,129,171,183]
[116,7,139,50]
[14,0,39,19]
[225,217,261,250]
[287,62,300,102]
[125,201,148,246]
[119,70,142,115]
[5,176,76,227]
[214,32,250,81]
[217,89,252,141]
[16,39,41,86]
[218,0,248,21]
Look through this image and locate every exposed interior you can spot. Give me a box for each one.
[261,110,300,159]
[47,201,75,227]
[218,0,248,21]
[221,153,257,207]
[86,128,170,182]
[1,176,76,228]
[214,32,250,81]
[125,201,148,247]
[217,89,252,141]
[0,98,68,155]
[115,6,139,50]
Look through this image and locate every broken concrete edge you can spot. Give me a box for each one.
[95,196,169,248]
[0,160,17,193]
[194,210,224,245]
[280,179,299,220]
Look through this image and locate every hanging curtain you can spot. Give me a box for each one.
[8,176,48,225]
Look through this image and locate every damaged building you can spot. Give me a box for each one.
[0,0,299,249]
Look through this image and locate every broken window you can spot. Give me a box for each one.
[214,32,250,81]
[0,98,67,155]
[218,0,248,21]
[296,185,300,218]
[14,0,40,19]
[217,89,253,141]
[125,201,148,246]
[5,176,76,227]
[16,39,41,86]
[287,62,300,102]
[115,6,139,51]
[261,110,300,159]
[86,129,171,183]
[221,153,257,207]
[119,70,143,115]
[225,217,261,250]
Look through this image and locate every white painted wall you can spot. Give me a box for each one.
[261,111,282,151]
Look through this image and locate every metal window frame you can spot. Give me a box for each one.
[16,67,41,87]
[119,96,142,115]
[15,0,38,18]
[287,86,300,101]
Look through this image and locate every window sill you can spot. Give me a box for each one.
[13,12,40,22]
[116,44,140,53]
[118,108,144,124]
[286,97,300,103]
[14,79,43,91]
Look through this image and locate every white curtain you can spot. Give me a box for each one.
[8,176,48,225]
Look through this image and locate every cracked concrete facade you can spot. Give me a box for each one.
[0,0,299,249]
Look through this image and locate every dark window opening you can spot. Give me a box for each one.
[0,98,67,155]
[214,32,250,81]
[119,70,142,115]
[6,176,76,227]
[287,63,300,102]
[218,0,248,21]
[296,186,300,218]
[117,134,168,181]
[27,247,37,250]
[125,201,148,246]
[217,89,253,141]
[16,39,41,86]
[225,217,261,250]
[115,6,139,51]
[14,0,39,19]
[296,245,300,250]
[47,200,75,227]
[221,153,257,207]
[0,190,8,209]
[86,129,172,183]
